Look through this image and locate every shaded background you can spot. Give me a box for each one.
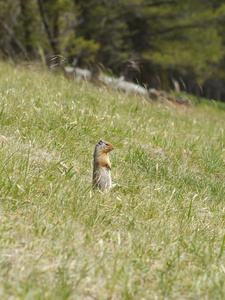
[1,0,225,101]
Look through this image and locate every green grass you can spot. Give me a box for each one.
[0,61,225,299]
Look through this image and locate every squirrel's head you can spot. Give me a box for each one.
[95,140,114,153]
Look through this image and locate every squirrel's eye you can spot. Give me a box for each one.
[105,143,109,146]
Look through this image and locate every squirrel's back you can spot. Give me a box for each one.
[93,140,114,190]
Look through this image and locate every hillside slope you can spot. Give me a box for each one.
[0,61,225,299]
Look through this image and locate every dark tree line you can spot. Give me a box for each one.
[1,0,225,101]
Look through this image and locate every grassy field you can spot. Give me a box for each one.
[0,61,225,299]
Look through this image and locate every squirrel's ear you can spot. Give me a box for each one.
[99,140,103,144]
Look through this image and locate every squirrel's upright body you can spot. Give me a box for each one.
[93,140,114,190]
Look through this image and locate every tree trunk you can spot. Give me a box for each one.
[37,0,59,55]
[0,18,28,59]
[20,0,32,55]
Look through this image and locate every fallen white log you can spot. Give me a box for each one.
[98,74,148,96]
[64,66,92,82]
[115,80,148,96]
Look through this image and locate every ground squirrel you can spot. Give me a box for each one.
[93,140,114,190]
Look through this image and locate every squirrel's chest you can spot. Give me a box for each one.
[95,165,111,177]
[93,166,112,189]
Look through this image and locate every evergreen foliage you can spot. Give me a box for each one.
[1,0,225,98]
